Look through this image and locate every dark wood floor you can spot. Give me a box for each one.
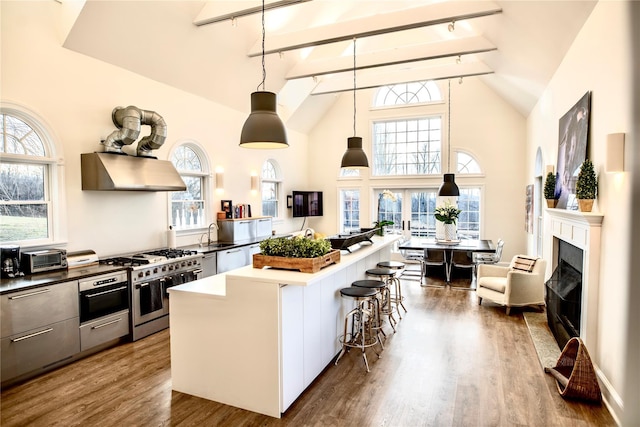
[1,275,615,427]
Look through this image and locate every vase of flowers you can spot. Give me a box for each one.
[434,201,462,240]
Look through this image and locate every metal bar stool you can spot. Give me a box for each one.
[335,286,381,372]
[351,279,389,347]
[377,261,408,316]
[365,267,398,331]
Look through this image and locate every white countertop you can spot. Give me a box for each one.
[169,234,400,296]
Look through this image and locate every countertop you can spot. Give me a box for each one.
[0,264,128,295]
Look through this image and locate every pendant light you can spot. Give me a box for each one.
[341,38,369,169]
[438,79,460,196]
[239,0,288,149]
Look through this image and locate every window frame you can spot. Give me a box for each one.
[0,105,62,247]
[338,188,361,234]
[168,141,211,232]
[261,159,283,220]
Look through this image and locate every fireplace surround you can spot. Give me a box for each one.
[546,208,603,351]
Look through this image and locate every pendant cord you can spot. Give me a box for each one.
[258,0,266,91]
[447,79,451,173]
[353,38,356,137]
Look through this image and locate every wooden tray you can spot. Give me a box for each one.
[253,249,341,273]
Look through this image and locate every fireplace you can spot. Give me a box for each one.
[545,240,583,349]
[545,208,603,351]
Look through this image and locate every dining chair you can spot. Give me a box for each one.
[451,250,475,282]
[473,239,504,265]
[424,249,447,277]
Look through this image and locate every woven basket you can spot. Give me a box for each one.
[547,337,602,402]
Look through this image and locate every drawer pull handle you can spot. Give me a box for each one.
[12,328,53,342]
[9,289,51,299]
[226,249,242,254]
[85,286,127,298]
[91,318,121,330]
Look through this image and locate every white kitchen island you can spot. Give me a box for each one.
[168,234,399,418]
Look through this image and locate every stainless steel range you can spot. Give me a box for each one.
[100,248,202,341]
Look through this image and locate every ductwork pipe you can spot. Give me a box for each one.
[102,105,167,157]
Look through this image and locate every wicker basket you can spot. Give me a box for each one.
[546,337,602,402]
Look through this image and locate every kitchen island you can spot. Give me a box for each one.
[168,234,399,418]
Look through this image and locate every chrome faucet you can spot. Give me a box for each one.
[208,222,219,246]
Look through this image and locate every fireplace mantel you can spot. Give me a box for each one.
[546,207,603,351]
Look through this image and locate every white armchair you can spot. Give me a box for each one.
[476,255,547,315]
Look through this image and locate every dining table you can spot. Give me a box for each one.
[398,238,496,288]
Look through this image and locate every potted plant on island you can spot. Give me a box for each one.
[254,236,339,273]
[576,158,597,212]
[544,172,558,208]
[375,190,397,236]
[434,201,462,241]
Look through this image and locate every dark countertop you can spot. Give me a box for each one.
[0,264,129,295]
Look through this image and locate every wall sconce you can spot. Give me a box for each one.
[250,173,259,193]
[606,133,625,172]
[215,168,224,191]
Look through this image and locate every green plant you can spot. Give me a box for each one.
[544,172,557,199]
[259,236,331,258]
[576,159,597,200]
[434,201,462,225]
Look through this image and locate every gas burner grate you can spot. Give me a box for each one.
[99,257,143,267]
[145,249,198,259]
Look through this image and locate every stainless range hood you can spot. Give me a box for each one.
[81,152,186,191]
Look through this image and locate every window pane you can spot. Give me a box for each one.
[373,117,441,176]
[0,203,48,241]
[457,188,481,239]
[409,190,438,238]
[1,114,46,156]
[172,146,202,172]
[171,176,204,228]
[262,182,278,217]
[1,163,45,201]
[457,152,481,174]
[374,80,443,107]
[340,189,360,233]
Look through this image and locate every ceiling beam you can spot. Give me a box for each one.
[248,1,502,57]
[194,0,312,26]
[311,61,493,95]
[286,36,496,80]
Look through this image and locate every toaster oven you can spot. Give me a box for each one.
[21,249,68,274]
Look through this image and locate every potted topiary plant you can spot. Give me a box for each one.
[576,158,597,212]
[544,172,558,208]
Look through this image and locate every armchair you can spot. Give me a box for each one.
[476,255,547,315]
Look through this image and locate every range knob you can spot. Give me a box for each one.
[145,270,151,276]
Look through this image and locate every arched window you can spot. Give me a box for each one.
[372,81,444,177]
[170,143,209,229]
[374,80,443,107]
[261,159,282,218]
[0,109,58,245]
[456,151,482,174]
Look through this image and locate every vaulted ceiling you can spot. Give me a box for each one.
[63,0,597,133]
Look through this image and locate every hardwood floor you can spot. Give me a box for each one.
[1,276,615,427]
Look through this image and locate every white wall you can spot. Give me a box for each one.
[527,2,635,423]
[307,78,528,261]
[1,1,308,256]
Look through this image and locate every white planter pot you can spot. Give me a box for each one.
[444,223,457,240]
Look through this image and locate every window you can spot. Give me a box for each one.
[456,188,481,239]
[261,160,282,218]
[0,111,55,245]
[374,81,442,107]
[457,151,481,174]
[340,168,360,178]
[340,189,360,233]
[170,144,208,229]
[372,117,442,176]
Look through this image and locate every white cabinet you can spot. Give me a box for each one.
[201,252,217,277]
[216,247,246,273]
[244,243,261,265]
[1,281,80,384]
[280,285,304,411]
[218,217,272,244]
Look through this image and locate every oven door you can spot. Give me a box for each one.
[133,278,166,325]
[80,281,129,324]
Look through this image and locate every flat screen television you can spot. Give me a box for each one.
[292,191,323,217]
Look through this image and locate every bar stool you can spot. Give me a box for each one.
[351,279,389,347]
[377,261,408,316]
[335,286,381,372]
[365,267,398,331]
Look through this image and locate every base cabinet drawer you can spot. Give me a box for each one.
[1,280,79,337]
[1,317,80,382]
[80,310,130,352]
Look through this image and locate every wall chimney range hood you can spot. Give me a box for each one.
[81,152,186,191]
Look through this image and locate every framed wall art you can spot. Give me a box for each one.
[554,91,591,209]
